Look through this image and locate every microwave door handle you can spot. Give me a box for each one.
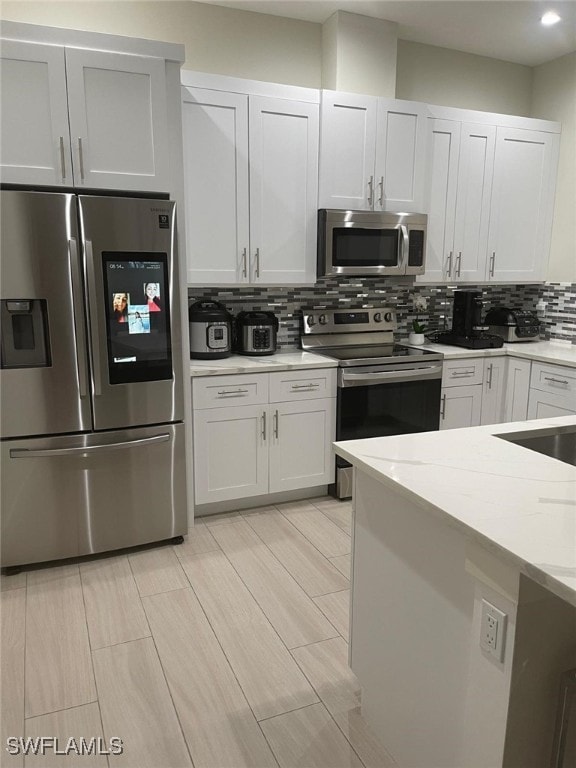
[400,225,409,271]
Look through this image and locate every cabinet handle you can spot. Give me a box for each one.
[446,251,453,278]
[291,383,319,390]
[487,363,494,390]
[254,248,260,279]
[544,377,569,386]
[456,252,462,278]
[489,252,496,278]
[217,388,249,396]
[78,137,85,181]
[440,394,446,420]
[241,248,247,279]
[450,371,474,378]
[59,136,66,181]
[273,409,279,439]
[377,176,384,206]
[367,176,374,207]
[261,411,266,440]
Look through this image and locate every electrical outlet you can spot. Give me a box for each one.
[480,599,507,662]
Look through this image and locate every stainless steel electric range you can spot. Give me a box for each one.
[301,307,443,498]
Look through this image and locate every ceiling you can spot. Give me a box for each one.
[195,1,576,66]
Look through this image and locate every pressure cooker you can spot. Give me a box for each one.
[189,299,232,359]
[235,311,279,356]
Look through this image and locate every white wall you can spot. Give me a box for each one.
[396,40,533,116]
[0,1,322,87]
[531,52,576,282]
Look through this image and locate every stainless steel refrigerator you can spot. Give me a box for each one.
[1,190,187,568]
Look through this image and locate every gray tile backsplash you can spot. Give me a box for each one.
[188,280,576,349]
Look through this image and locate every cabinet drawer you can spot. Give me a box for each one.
[530,362,576,400]
[269,369,337,402]
[193,374,268,409]
[441,359,484,387]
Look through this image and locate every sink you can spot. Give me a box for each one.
[497,424,576,467]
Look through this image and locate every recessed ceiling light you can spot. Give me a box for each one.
[541,11,561,26]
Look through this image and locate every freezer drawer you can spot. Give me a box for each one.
[1,424,187,567]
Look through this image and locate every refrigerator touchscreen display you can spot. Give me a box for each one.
[103,252,173,384]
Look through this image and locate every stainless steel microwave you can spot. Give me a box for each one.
[318,209,428,278]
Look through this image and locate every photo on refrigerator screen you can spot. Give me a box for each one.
[127,305,151,335]
[112,292,129,323]
[144,282,162,312]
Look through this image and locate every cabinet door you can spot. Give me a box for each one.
[0,40,72,186]
[269,399,335,493]
[527,390,576,420]
[452,123,496,282]
[419,118,460,283]
[374,99,428,212]
[480,358,507,425]
[487,128,559,282]
[193,405,268,505]
[504,358,531,422]
[318,90,377,210]
[65,49,169,192]
[249,96,319,284]
[440,385,483,430]
[182,87,249,284]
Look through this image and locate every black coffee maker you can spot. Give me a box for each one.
[435,290,504,349]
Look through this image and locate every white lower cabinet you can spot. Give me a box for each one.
[504,358,531,422]
[527,361,576,419]
[480,357,507,425]
[192,370,336,505]
[440,385,483,430]
[527,390,576,419]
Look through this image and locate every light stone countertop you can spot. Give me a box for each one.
[190,350,338,377]
[335,416,576,607]
[401,339,576,367]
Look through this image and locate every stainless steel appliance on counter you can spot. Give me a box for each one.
[189,299,232,359]
[485,306,541,342]
[235,311,279,356]
[318,209,427,278]
[0,190,187,569]
[301,308,443,498]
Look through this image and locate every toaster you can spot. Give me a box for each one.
[485,307,540,342]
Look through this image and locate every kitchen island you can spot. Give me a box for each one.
[335,416,576,768]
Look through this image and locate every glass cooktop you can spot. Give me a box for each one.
[312,344,443,366]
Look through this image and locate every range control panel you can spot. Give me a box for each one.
[302,307,397,335]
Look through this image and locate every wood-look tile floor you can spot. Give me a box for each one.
[0,497,396,768]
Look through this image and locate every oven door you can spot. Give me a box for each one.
[334,362,442,497]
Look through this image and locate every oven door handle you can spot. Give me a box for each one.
[340,365,443,387]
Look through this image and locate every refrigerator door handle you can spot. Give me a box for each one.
[85,238,103,396]
[10,433,171,459]
[68,238,89,398]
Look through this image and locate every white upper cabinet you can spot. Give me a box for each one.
[65,48,170,192]
[0,40,72,186]
[181,77,319,286]
[420,118,461,283]
[374,99,428,212]
[420,107,560,284]
[452,123,496,282]
[318,91,377,210]
[0,39,171,192]
[487,127,559,282]
[182,87,250,284]
[249,96,319,284]
[319,91,427,212]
